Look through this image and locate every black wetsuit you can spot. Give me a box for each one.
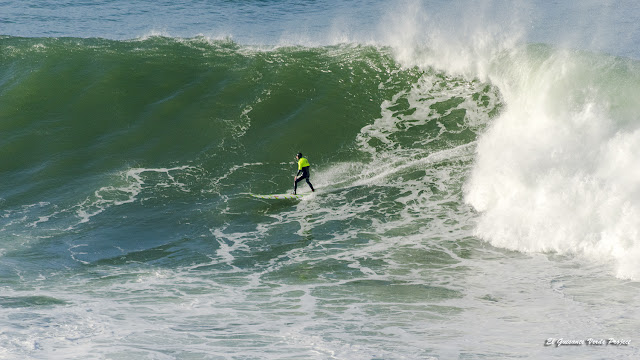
[294,160,314,194]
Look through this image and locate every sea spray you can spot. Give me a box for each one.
[463,47,640,279]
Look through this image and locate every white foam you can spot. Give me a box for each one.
[457,39,640,279]
[73,165,195,225]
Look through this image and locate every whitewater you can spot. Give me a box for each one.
[1,0,640,359]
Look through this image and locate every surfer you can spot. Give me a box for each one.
[293,153,315,195]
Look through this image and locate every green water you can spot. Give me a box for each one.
[3,34,638,359]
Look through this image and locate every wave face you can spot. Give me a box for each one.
[0,36,501,358]
[1,32,640,359]
[0,35,496,242]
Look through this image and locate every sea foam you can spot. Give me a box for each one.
[384,1,640,279]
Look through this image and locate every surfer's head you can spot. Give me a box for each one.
[296,153,303,159]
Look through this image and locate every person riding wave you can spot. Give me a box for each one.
[293,152,315,195]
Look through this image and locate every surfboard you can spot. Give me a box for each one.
[250,193,307,200]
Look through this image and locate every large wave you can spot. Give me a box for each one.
[2,35,490,269]
[3,22,639,281]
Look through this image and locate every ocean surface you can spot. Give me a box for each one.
[1,1,640,359]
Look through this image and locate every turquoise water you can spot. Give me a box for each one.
[1,1,640,359]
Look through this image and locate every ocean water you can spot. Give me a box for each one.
[1,1,640,359]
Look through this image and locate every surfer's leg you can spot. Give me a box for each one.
[294,176,304,194]
[302,168,314,192]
